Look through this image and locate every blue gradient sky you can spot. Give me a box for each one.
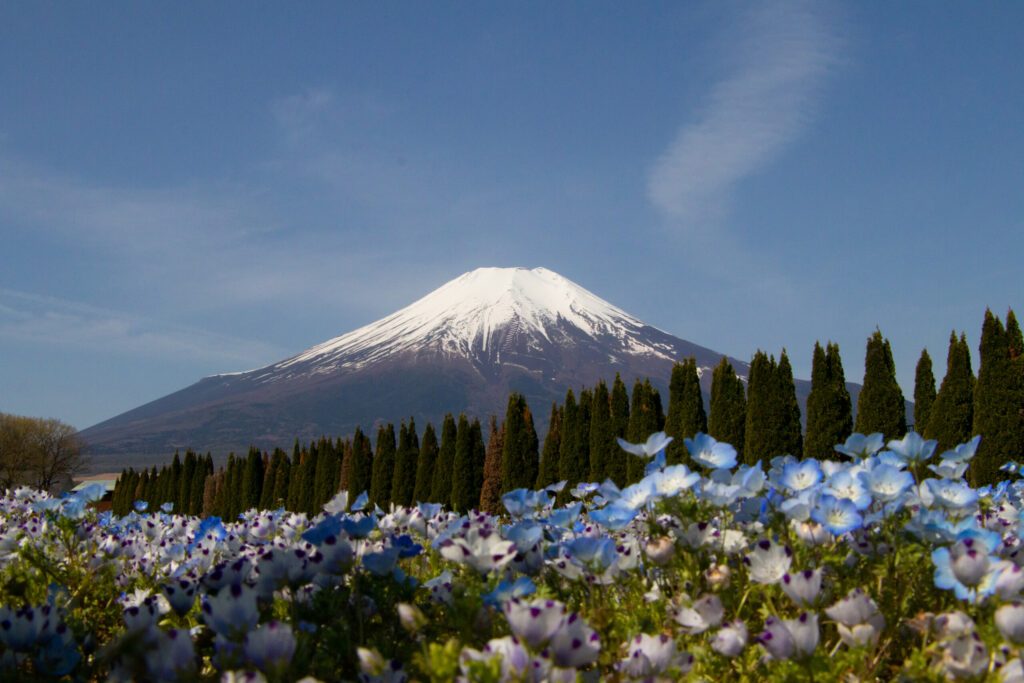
[1,2,1021,429]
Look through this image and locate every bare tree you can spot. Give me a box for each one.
[0,413,87,493]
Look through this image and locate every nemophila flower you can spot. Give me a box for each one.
[243,621,295,670]
[792,520,831,546]
[744,539,793,584]
[782,569,823,606]
[834,433,885,460]
[504,598,566,649]
[617,432,673,460]
[460,636,538,682]
[617,480,658,510]
[785,612,820,658]
[923,479,979,512]
[422,570,454,605]
[825,589,885,648]
[545,502,583,529]
[301,516,342,546]
[161,578,198,617]
[357,647,408,683]
[645,536,675,566]
[589,502,639,531]
[483,577,536,608]
[822,470,872,510]
[145,628,195,681]
[617,634,693,680]
[684,433,738,470]
[940,631,989,680]
[438,524,516,575]
[134,500,149,513]
[673,594,724,634]
[340,514,377,539]
[810,495,863,536]
[565,536,617,572]
[711,620,748,657]
[549,612,600,668]
[647,464,700,498]
[201,582,259,638]
[996,604,1024,644]
[699,480,742,507]
[362,546,401,577]
[886,432,938,465]
[759,616,796,660]
[929,459,971,480]
[859,463,914,502]
[932,541,1002,603]
[780,459,822,492]
[996,564,1024,600]
[122,593,170,634]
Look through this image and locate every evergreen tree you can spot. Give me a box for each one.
[576,389,592,484]
[413,423,438,503]
[855,330,907,439]
[450,414,474,511]
[926,332,975,454]
[470,418,486,502]
[287,448,304,511]
[973,309,1024,485]
[914,349,937,433]
[370,424,396,508]
[805,343,852,459]
[537,404,562,488]
[391,420,419,507]
[179,451,197,513]
[260,449,284,510]
[626,379,664,482]
[773,350,803,459]
[300,442,320,514]
[558,390,582,486]
[314,438,340,510]
[606,373,630,487]
[743,351,774,464]
[665,359,707,465]
[348,428,373,500]
[241,447,263,512]
[480,417,505,513]
[501,393,539,490]
[430,414,457,505]
[271,455,291,509]
[589,380,612,482]
[709,357,746,456]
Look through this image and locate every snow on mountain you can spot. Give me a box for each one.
[240,267,676,380]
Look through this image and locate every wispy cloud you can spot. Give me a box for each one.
[0,288,285,368]
[647,1,840,228]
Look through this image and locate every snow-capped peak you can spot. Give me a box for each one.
[245,267,671,378]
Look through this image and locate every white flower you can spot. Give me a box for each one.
[618,633,693,679]
[781,569,822,606]
[504,599,566,649]
[711,620,748,657]
[997,604,1024,644]
[744,539,793,585]
[673,594,724,634]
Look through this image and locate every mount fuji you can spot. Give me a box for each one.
[80,267,815,468]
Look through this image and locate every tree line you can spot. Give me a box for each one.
[111,307,1024,515]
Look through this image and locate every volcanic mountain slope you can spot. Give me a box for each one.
[80,267,830,468]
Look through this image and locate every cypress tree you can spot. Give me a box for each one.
[537,404,562,488]
[626,379,664,482]
[179,452,196,513]
[391,420,418,507]
[370,424,396,508]
[743,351,774,464]
[347,428,373,499]
[589,380,612,482]
[607,373,630,487]
[576,389,592,483]
[271,455,291,509]
[804,343,852,459]
[300,443,320,514]
[709,357,746,455]
[287,448,304,511]
[413,423,438,503]
[314,438,340,510]
[450,414,474,512]
[242,447,264,512]
[260,449,283,510]
[972,310,1024,485]
[558,390,582,487]
[501,393,539,490]
[470,418,486,502]
[665,359,707,465]
[926,332,975,454]
[480,416,505,513]
[914,349,937,433]
[774,350,803,459]
[430,414,457,505]
[855,330,907,439]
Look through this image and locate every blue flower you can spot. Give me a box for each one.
[886,432,938,465]
[822,470,872,510]
[834,433,885,460]
[617,432,673,459]
[684,433,738,470]
[350,490,369,511]
[301,515,343,545]
[779,460,822,493]
[340,514,377,539]
[483,577,537,608]
[858,464,913,503]
[940,436,982,463]
[590,503,639,530]
[810,495,863,535]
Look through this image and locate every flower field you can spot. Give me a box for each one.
[2,431,1024,682]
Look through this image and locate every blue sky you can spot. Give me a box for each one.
[1,1,1021,430]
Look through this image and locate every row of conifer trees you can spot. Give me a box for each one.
[111,307,1023,516]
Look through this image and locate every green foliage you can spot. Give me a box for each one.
[370,424,396,508]
[664,359,707,465]
[391,420,420,507]
[708,356,746,455]
[537,403,562,489]
[347,427,373,499]
[805,342,852,459]
[501,393,539,491]
[588,380,612,482]
[430,414,458,505]
[557,389,582,488]
[626,379,663,482]
[606,373,630,487]
[855,329,907,439]
[914,348,937,434]
[925,332,974,455]
[450,414,475,512]
[972,309,1024,486]
[413,423,438,504]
